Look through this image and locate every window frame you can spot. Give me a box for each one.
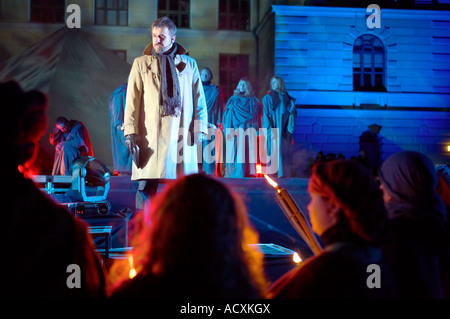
[157,0,191,29]
[353,34,386,92]
[94,0,129,26]
[218,0,250,31]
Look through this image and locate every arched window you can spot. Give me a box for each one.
[353,35,386,92]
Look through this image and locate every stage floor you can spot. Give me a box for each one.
[34,174,315,258]
[34,174,316,282]
[106,175,315,258]
[106,175,315,282]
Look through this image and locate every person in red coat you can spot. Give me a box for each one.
[50,116,93,175]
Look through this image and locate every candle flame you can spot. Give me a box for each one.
[128,254,137,279]
[264,174,278,188]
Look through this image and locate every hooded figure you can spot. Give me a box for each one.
[379,151,450,299]
[49,116,93,176]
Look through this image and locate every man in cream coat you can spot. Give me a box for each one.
[123,16,208,211]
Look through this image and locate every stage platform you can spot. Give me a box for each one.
[106,175,315,258]
[33,174,317,282]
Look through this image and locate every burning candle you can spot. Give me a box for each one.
[128,254,137,279]
[264,174,322,256]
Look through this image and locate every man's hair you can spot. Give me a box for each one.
[152,16,177,36]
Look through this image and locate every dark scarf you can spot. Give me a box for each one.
[152,44,182,117]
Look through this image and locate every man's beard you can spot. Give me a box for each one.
[153,44,164,54]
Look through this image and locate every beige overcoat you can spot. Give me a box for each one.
[123,43,208,180]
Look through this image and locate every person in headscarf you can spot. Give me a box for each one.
[123,16,208,211]
[199,67,224,176]
[269,159,397,299]
[261,76,297,178]
[378,151,450,299]
[222,77,260,178]
[0,81,105,298]
[109,81,132,175]
[49,116,93,176]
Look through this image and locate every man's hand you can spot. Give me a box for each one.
[125,133,139,154]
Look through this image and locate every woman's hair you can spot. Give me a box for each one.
[110,173,267,298]
[233,77,254,97]
[270,76,286,93]
[308,159,389,245]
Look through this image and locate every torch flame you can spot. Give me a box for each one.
[264,174,278,189]
[293,252,302,263]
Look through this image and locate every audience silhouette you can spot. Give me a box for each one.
[268,159,398,299]
[109,173,268,298]
[379,151,450,299]
[1,81,105,299]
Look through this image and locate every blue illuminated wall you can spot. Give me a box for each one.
[273,5,450,164]
[293,108,450,163]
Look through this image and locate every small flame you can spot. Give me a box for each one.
[264,174,278,188]
[128,254,137,279]
[256,164,262,175]
[293,252,302,263]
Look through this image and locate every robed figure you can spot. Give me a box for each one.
[261,76,297,177]
[200,68,224,175]
[222,78,260,178]
[50,117,93,176]
[109,82,132,175]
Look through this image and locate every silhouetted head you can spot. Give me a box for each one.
[308,159,389,245]
[0,81,48,168]
[111,173,268,298]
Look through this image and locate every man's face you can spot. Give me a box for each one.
[152,27,175,54]
[201,69,212,82]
